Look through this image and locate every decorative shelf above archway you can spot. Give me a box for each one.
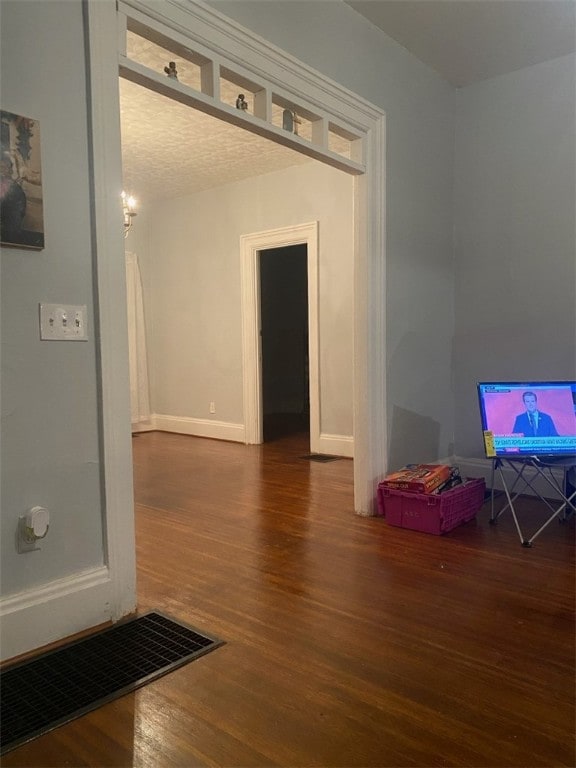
[117,2,365,177]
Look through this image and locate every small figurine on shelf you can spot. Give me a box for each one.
[282,108,301,135]
[164,61,178,80]
[293,112,302,136]
[236,93,248,111]
[282,108,293,133]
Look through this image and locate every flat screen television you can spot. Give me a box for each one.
[477,381,576,458]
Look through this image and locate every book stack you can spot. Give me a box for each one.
[431,466,463,494]
[380,464,461,495]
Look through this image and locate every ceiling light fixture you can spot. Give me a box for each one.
[122,191,137,238]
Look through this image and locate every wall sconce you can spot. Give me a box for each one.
[122,191,137,238]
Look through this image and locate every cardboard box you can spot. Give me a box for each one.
[379,464,452,494]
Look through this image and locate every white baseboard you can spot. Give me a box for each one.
[152,413,245,442]
[0,566,113,662]
[151,414,353,455]
[131,420,155,432]
[318,433,354,458]
[454,455,566,500]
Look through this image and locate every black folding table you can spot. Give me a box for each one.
[490,455,576,546]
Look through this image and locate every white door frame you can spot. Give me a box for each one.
[85,0,387,629]
[240,222,320,451]
[90,0,387,512]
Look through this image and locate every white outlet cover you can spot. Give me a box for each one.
[40,304,88,341]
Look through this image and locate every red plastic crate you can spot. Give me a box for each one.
[376,477,486,535]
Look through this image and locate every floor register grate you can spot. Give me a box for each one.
[0,611,224,755]
[300,454,342,462]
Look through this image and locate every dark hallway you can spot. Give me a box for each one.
[260,244,309,442]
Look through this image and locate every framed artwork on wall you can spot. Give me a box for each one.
[1,111,45,249]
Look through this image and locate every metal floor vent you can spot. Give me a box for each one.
[0,611,224,755]
[300,454,341,462]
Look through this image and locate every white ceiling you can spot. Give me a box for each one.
[120,1,575,204]
[345,0,576,87]
[120,78,311,203]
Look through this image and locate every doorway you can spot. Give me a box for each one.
[260,245,309,442]
[241,221,320,452]
[87,7,386,612]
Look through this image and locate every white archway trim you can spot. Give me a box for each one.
[240,222,320,451]
[85,0,137,619]
[87,7,386,643]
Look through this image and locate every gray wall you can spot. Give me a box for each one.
[210,0,456,468]
[453,54,576,458]
[134,161,355,438]
[0,1,104,595]
[4,0,571,657]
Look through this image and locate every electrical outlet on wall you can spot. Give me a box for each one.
[209,402,216,414]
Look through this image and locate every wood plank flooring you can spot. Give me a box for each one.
[3,430,575,767]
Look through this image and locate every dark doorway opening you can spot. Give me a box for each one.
[260,245,309,442]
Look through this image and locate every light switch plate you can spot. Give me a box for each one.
[39,304,88,341]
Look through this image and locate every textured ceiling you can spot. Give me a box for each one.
[121,2,575,203]
[120,79,311,203]
[120,30,322,204]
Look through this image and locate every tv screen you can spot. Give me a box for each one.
[477,381,576,458]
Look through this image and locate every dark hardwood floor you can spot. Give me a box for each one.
[3,430,575,767]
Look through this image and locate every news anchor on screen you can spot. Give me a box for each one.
[512,391,558,437]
